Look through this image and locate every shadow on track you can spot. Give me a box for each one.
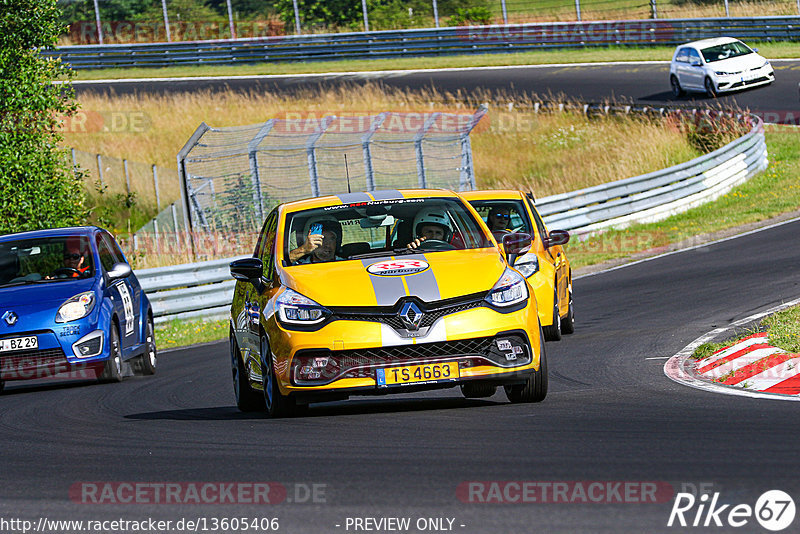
[125,396,503,420]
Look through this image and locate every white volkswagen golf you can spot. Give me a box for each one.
[669,37,774,98]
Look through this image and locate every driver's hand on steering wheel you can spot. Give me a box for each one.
[406,236,427,250]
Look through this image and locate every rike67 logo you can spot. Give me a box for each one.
[668,490,795,531]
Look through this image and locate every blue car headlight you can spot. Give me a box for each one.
[55,291,96,323]
[276,288,330,325]
[485,268,529,307]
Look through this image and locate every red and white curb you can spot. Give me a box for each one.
[665,296,800,401]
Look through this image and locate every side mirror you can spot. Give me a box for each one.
[502,233,532,265]
[544,229,570,248]
[230,257,264,282]
[107,262,132,280]
[753,47,758,53]
[691,59,702,67]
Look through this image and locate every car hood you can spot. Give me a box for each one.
[280,248,507,307]
[710,53,767,72]
[0,278,97,309]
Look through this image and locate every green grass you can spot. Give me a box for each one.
[70,42,799,81]
[692,304,800,361]
[565,128,800,268]
[156,317,228,350]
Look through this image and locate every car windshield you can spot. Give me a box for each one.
[0,236,94,287]
[468,200,532,236]
[700,41,753,63]
[284,197,492,266]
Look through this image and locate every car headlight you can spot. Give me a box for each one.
[55,291,96,323]
[514,254,540,278]
[485,268,528,307]
[714,71,733,76]
[276,288,330,325]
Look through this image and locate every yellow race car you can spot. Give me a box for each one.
[461,190,574,341]
[229,189,547,417]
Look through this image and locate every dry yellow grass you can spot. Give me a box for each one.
[66,84,699,202]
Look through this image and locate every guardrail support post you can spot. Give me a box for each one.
[501,0,508,24]
[306,116,335,197]
[361,0,370,32]
[574,0,581,21]
[92,0,104,45]
[362,113,387,191]
[161,0,171,42]
[414,112,441,188]
[432,0,440,28]
[651,0,657,19]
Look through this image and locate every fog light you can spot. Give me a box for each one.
[72,330,104,359]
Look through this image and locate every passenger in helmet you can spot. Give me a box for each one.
[406,207,454,250]
[289,218,343,264]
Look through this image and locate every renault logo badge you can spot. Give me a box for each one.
[3,311,18,326]
[399,302,424,331]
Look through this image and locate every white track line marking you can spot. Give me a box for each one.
[664,296,800,401]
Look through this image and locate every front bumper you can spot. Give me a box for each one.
[269,304,541,398]
[0,324,110,382]
[715,67,775,92]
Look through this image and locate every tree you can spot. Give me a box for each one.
[0,0,87,234]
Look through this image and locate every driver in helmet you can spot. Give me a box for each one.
[406,208,454,250]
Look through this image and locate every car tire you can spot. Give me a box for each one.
[505,326,548,403]
[705,77,717,98]
[461,382,497,398]
[261,336,303,418]
[670,75,684,97]
[136,316,157,375]
[560,281,575,335]
[542,289,562,342]
[99,324,123,383]
[231,333,264,412]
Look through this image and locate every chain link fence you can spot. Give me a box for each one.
[176,107,487,239]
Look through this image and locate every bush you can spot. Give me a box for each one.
[448,6,493,26]
[0,0,87,235]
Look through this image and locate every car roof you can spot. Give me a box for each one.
[281,189,461,212]
[680,37,742,49]
[460,190,526,201]
[0,226,100,243]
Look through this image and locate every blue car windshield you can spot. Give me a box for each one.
[0,236,94,287]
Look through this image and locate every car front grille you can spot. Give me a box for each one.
[0,347,70,380]
[292,333,532,386]
[330,294,486,331]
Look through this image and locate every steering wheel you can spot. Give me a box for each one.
[52,267,81,278]
[417,239,456,251]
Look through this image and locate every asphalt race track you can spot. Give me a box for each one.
[3,217,800,533]
[74,60,800,122]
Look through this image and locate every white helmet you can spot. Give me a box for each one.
[413,207,453,240]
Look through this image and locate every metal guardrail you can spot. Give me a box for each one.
[49,17,800,69]
[136,111,767,324]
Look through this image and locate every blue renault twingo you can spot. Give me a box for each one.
[0,227,156,391]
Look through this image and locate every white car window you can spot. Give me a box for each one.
[688,49,702,65]
[675,48,689,63]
